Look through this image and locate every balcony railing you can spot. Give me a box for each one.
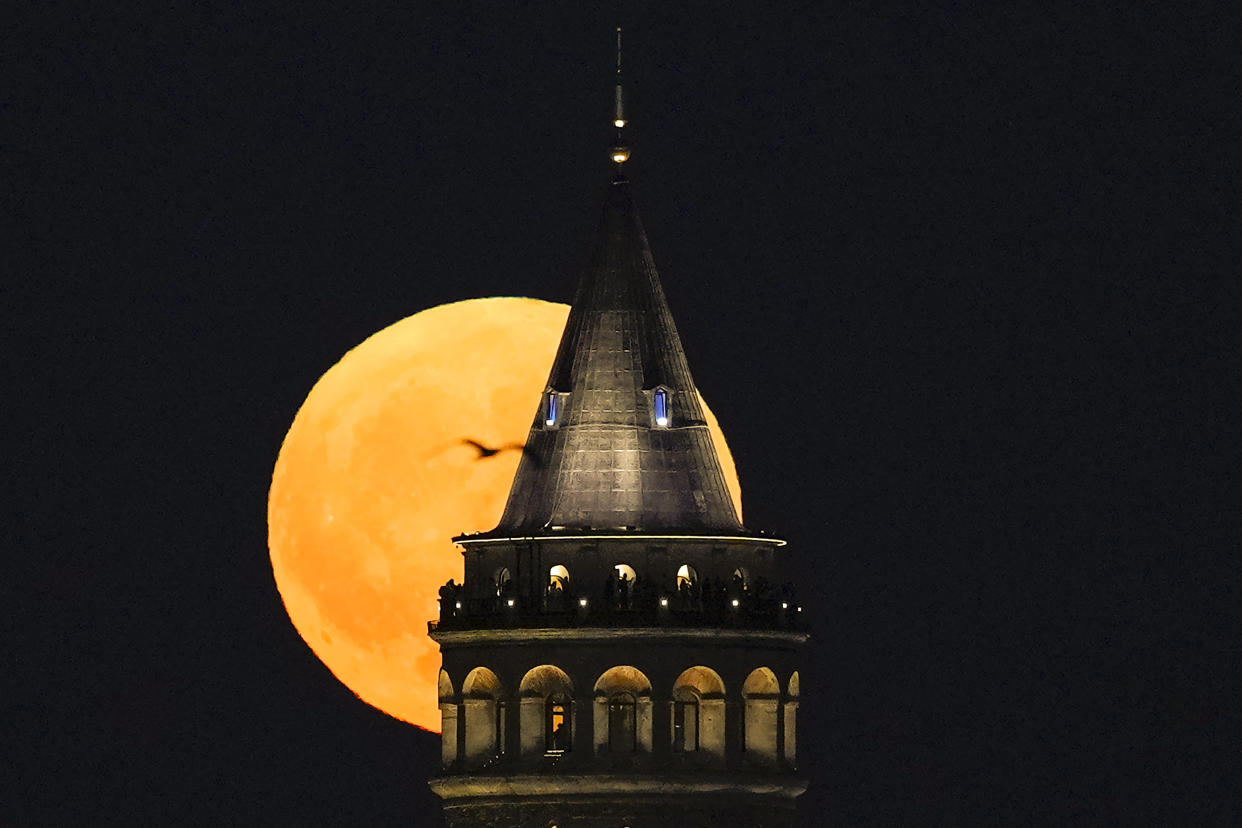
[429,588,805,634]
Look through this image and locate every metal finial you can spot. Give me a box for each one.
[611,26,630,165]
[614,27,625,128]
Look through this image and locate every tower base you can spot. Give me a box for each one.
[432,773,807,828]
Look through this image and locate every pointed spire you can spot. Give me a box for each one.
[481,178,744,537]
[466,30,745,540]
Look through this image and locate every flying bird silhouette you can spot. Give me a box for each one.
[461,439,543,467]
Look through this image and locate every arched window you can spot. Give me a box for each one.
[547,564,570,610]
[544,391,559,427]
[593,666,653,756]
[732,567,750,591]
[673,564,700,610]
[519,665,574,758]
[742,667,780,765]
[493,567,512,597]
[671,666,725,763]
[611,563,637,609]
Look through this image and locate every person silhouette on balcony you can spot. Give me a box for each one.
[553,721,570,751]
[438,579,459,620]
[547,577,566,611]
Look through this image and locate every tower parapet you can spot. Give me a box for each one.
[433,533,802,634]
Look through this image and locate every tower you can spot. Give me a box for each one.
[429,32,807,827]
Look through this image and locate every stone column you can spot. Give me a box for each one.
[775,688,787,767]
[724,690,743,768]
[519,696,544,759]
[572,696,591,758]
[440,702,459,770]
[455,696,467,770]
[651,691,671,761]
[504,688,521,766]
[782,697,799,768]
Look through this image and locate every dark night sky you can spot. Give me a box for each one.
[9,2,1234,825]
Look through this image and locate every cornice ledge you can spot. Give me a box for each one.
[429,627,809,646]
[429,772,808,801]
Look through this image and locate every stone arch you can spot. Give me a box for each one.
[548,564,570,589]
[438,669,457,768]
[593,666,653,755]
[461,667,504,768]
[784,671,800,764]
[438,669,455,702]
[671,666,726,762]
[742,667,780,765]
[519,665,574,757]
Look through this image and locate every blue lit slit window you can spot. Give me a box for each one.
[654,388,670,427]
[544,392,559,427]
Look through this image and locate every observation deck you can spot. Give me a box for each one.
[429,585,806,635]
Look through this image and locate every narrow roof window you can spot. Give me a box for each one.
[654,388,670,428]
[545,391,559,427]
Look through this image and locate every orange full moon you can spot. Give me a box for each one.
[267,297,742,732]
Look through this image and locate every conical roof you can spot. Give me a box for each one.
[482,177,745,537]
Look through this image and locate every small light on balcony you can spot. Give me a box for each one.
[579,598,588,607]
[660,597,668,607]
[506,598,515,607]
[731,598,739,607]
[797,606,802,612]
[454,601,462,610]
[781,602,788,609]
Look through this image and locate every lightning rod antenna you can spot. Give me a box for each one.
[611,27,631,167]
